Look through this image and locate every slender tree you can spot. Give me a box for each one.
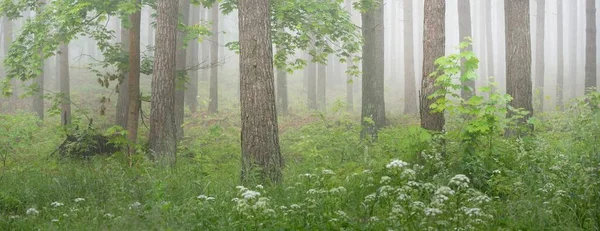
[557,0,564,110]
[175,0,190,140]
[276,45,288,114]
[317,63,326,111]
[127,0,142,158]
[208,3,219,113]
[458,0,474,99]
[307,49,317,110]
[58,43,71,126]
[585,0,597,93]
[239,0,283,184]
[534,0,545,112]
[420,0,445,132]
[147,7,155,57]
[149,0,178,167]
[505,0,533,130]
[186,4,200,113]
[403,0,418,114]
[201,7,210,82]
[485,0,495,88]
[116,19,130,128]
[569,0,578,99]
[2,18,17,101]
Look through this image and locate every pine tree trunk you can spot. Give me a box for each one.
[505,0,533,132]
[361,0,386,139]
[458,0,474,100]
[485,0,495,90]
[403,0,418,115]
[420,0,445,132]
[276,46,288,115]
[585,0,597,93]
[201,7,210,82]
[307,52,317,110]
[116,20,130,128]
[208,4,219,113]
[557,0,564,110]
[150,0,178,167]
[58,43,71,126]
[175,0,190,140]
[239,0,283,184]
[535,0,545,112]
[317,63,326,111]
[186,4,200,113]
[127,0,142,157]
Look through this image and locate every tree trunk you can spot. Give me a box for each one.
[557,0,564,110]
[201,7,210,82]
[307,52,317,110]
[420,0,445,132]
[585,0,597,93]
[58,43,71,126]
[346,57,354,111]
[485,0,495,91]
[276,62,288,115]
[505,0,533,131]
[208,4,219,113]
[148,7,155,57]
[116,20,130,128]
[361,0,386,139]
[127,0,142,158]
[239,0,283,184]
[535,0,545,112]
[569,1,578,100]
[2,18,18,101]
[185,4,200,113]
[458,0,475,100]
[149,0,178,167]
[317,63,326,111]
[403,0,418,115]
[175,0,190,140]
[33,51,44,121]
[390,0,398,86]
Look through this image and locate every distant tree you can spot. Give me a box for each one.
[585,0,597,93]
[2,17,16,100]
[127,0,142,158]
[185,4,200,113]
[149,0,178,167]
[276,44,288,115]
[32,0,46,121]
[458,0,474,100]
[569,1,577,99]
[420,0,445,132]
[317,62,326,111]
[238,0,283,184]
[116,19,130,129]
[505,0,533,130]
[557,0,564,110]
[200,7,209,82]
[534,0,545,112]
[485,0,495,90]
[208,3,219,114]
[403,0,418,115]
[360,0,386,139]
[58,43,71,126]
[175,0,190,140]
[307,45,317,110]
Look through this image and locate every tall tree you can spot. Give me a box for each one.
[175,0,190,140]
[585,0,597,93]
[485,0,495,88]
[185,4,200,113]
[557,0,564,110]
[307,50,317,110]
[569,1,578,99]
[208,3,219,113]
[346,57,354,111]
[276,45,288,114]
[420,0,445,132]
[458,0,474,100]
[127,0,142,158]
[403,0,418,115]
[200,7,210,82]
[361,0,386,139]
[317,63,326,111]
[147,7,155,57]
[58,43,71,126]
[505,0,533,129]
[116,20,130,128]
[534,0,545,112]
[2,18,17,101]
[149,0,178,167]
[239,0,283,184]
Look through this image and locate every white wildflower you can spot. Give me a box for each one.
[51,218,59,222]
[410,201,425,211]
[435,186,455,196]
[301,173,314,178]
[492,169,501,175]
[322,169,335,175]
[263,208,275,215]
[74,198,85,203]
[104,213,114,219]
[256,184,264,189]
[462,207,482,217]
[241,190,261,200]
[9,215,20,219]
[369,216,379,222]
[329,186,347,194]
[449,174,470,189]
[307,189,318,194]
[397,193,410,201]
[378,185,394,197]
[402,169,416,179]
[391,204,406,215]
[280,206,288,210]
[254,197,269,209]
[50,202,64,208]
[407,181,421,188]
[335,210,348,218]
[236,186,247,192]
[364,193,377,203]
[469,195,491,204]
[424,207,443,216]
[380,176,392,184]
[26,208,39,215]
[197,195,208,200]
[290,204,301,209]
[362,169,372,174]
[129,202,142,209]
[206,196,215,201]
[386,159,409,169]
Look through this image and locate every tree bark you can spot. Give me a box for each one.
[505,0,533,131]
[585,0,597,93]
[33,51,44,121]
[403,0,418,115]
[185,4,200,113]
[420,0,445,132]
[116,20,130,128]
[458,0,474,100]
[127,0,142,158]
[361,0,386,139]
[175,0,190,140]
[557,0,564,110]
[149,0,178,167]
[485,0,495,91]
[58,43,71,126]
[208,4,219,113]
[317,63,326,111]
[201,7,210,82]
[535,0,545,112]
[239,0,283,184]
[569,1,578,100]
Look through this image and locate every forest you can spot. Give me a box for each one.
[0,0,599,230]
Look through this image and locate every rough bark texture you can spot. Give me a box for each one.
[535,0,545,112]
[505,0,533,129]
[149,0,178,167]
[361,0,386,139]
[116,20,130,128]
[585,0,597,93]
[185,4,200,113]
[208,4,219,113]
[127,1,142,156]
[420,0,445,132]
[458,0,475,100]
[276,66,288,115]
[557,0,564,110]
[58,43,71,126]
[238,0,283,184]
[175,0,190,140]
[569,2,578,99]
[403,0,418,115]
[317,63,326,111]
[485,0,495,90]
